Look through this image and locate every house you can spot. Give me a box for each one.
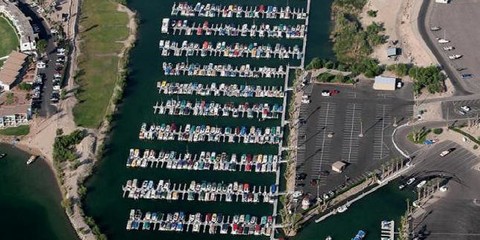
[0,51,28,91]
[0,104,31,128]
[0,1,37,53]
[373,76,397,91]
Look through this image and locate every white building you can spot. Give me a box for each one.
[0,1,37,53]
[373,76,397,91]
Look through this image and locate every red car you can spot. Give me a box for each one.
[330,90,340,95]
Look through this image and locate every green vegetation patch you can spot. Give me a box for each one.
[73,0,129,128]
[449,127,480,145]
[316,72,354,84]
[409,66,445,94]
[53,129,86,162]
[0,125,30,136]
[407,127,430,144]
[0,16,19,57]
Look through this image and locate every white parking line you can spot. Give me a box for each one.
[379,105,386,160]
[318,102,331,170]
[347,103,357,163]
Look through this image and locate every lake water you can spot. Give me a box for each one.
[0,143,78,240]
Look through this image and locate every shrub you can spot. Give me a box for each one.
[474,145,478,150]
[433,128,443,135]
[367,10,377,17]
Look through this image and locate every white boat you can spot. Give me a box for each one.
[448,54,462,60]
[337,205,348,213]
[27,155,37,165]
[161,18,170,33]
[416,180,427,188]
[438,38,450,44]
[406,177,415,185]
[430,26,441,31]
[443,46,454,51]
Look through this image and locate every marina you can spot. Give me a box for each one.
[122,179,277,203]
[162,62,286,78]
[152,99,283,119]
[126,148,280,173]
[170,2,307,20]
[126,209,274,236]
[138,123,283,144]
[159,40,302,59]
[157,81,285,98]
[162,19,306,39]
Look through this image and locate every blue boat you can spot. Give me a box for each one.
[352,230,366,240]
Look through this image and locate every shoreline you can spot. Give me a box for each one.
[0,1,138,239]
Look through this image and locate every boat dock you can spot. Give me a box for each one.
[122,179,278,204]
[138,123,283,144]
[125,149,282,173]
[126,209,274,236]
[159,40,302,59]
[162,19,306,39]
[157,81,285,98]
[162,62,286,78]
[171,3,307,20]
[152,100,283,119]
[381,220,395,240]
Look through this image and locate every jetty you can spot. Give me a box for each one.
[122,179,278,204]
[125,149,282,173]
[156,81,285,98]
[162,62,286,78]
[171,3,307,20]
[126,209,274,236]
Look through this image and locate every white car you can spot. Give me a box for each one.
[439,185,448,192]
[301,99,311,104]
[461,106,471,112]
[321,90,330,97]
[440,150,450,157]
[397,81,402,88]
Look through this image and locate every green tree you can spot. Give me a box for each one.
[36,39,48,54]
[5,92,14,104]
[18,82,33,91]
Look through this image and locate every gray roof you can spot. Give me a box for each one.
[387,47,398,57]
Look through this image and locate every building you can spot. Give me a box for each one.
[435,0,449,3]
[0,0,37,53]
[387,47,399,58]
[0,104,30,128]
[373,76,397,91]
[0,51,28,91]
[332,161,347,173]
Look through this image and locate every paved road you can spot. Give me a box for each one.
[403,141,480,240]
[18,1,58,117]
[417,0,471,96]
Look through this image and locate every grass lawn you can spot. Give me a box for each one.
[0,125,30,136]
[0,16,19,57]
[73,0,129,128]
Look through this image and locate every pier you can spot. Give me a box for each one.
[126,209,274,236]
[162,19,306,39]
[171,3,307,20]
[159,40,302,59]
[122,179,278,204]
[162,62,287,78]
[157,81,285,98]
[126,149,283,173]
[138,123,283,145]
[152,100,283,119]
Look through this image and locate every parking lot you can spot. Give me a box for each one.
[295,80,413,198]
[404,141,480,240]
[427,0,480,94]
[442,99,480,121]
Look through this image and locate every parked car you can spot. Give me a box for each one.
[440,150,451,157]
[330,89,340,95]
[461,73,473,79]
[461,106,471,112]
[321,90,330,96]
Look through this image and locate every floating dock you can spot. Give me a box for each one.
[126,209,274,236]
[126,149,281,173]
[171,3,307,20]
[162,62,286,78]
[156,81,285,98]
[122,179,278,204]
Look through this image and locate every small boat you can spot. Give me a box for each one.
[443,46,454,51]
[0,153,6,159]
[438,38,450,44]
[448,54,462,60]
[352,230,366,240]
[27,155,37,165]
[430,26,441,31]
[416,180,427,188]
[337,205,348,213]
[326,236,332,240]
[406,177,415,185]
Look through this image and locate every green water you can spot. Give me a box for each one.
[295,182,415,240]
[0,144,78,240]
[83,0,338,239]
